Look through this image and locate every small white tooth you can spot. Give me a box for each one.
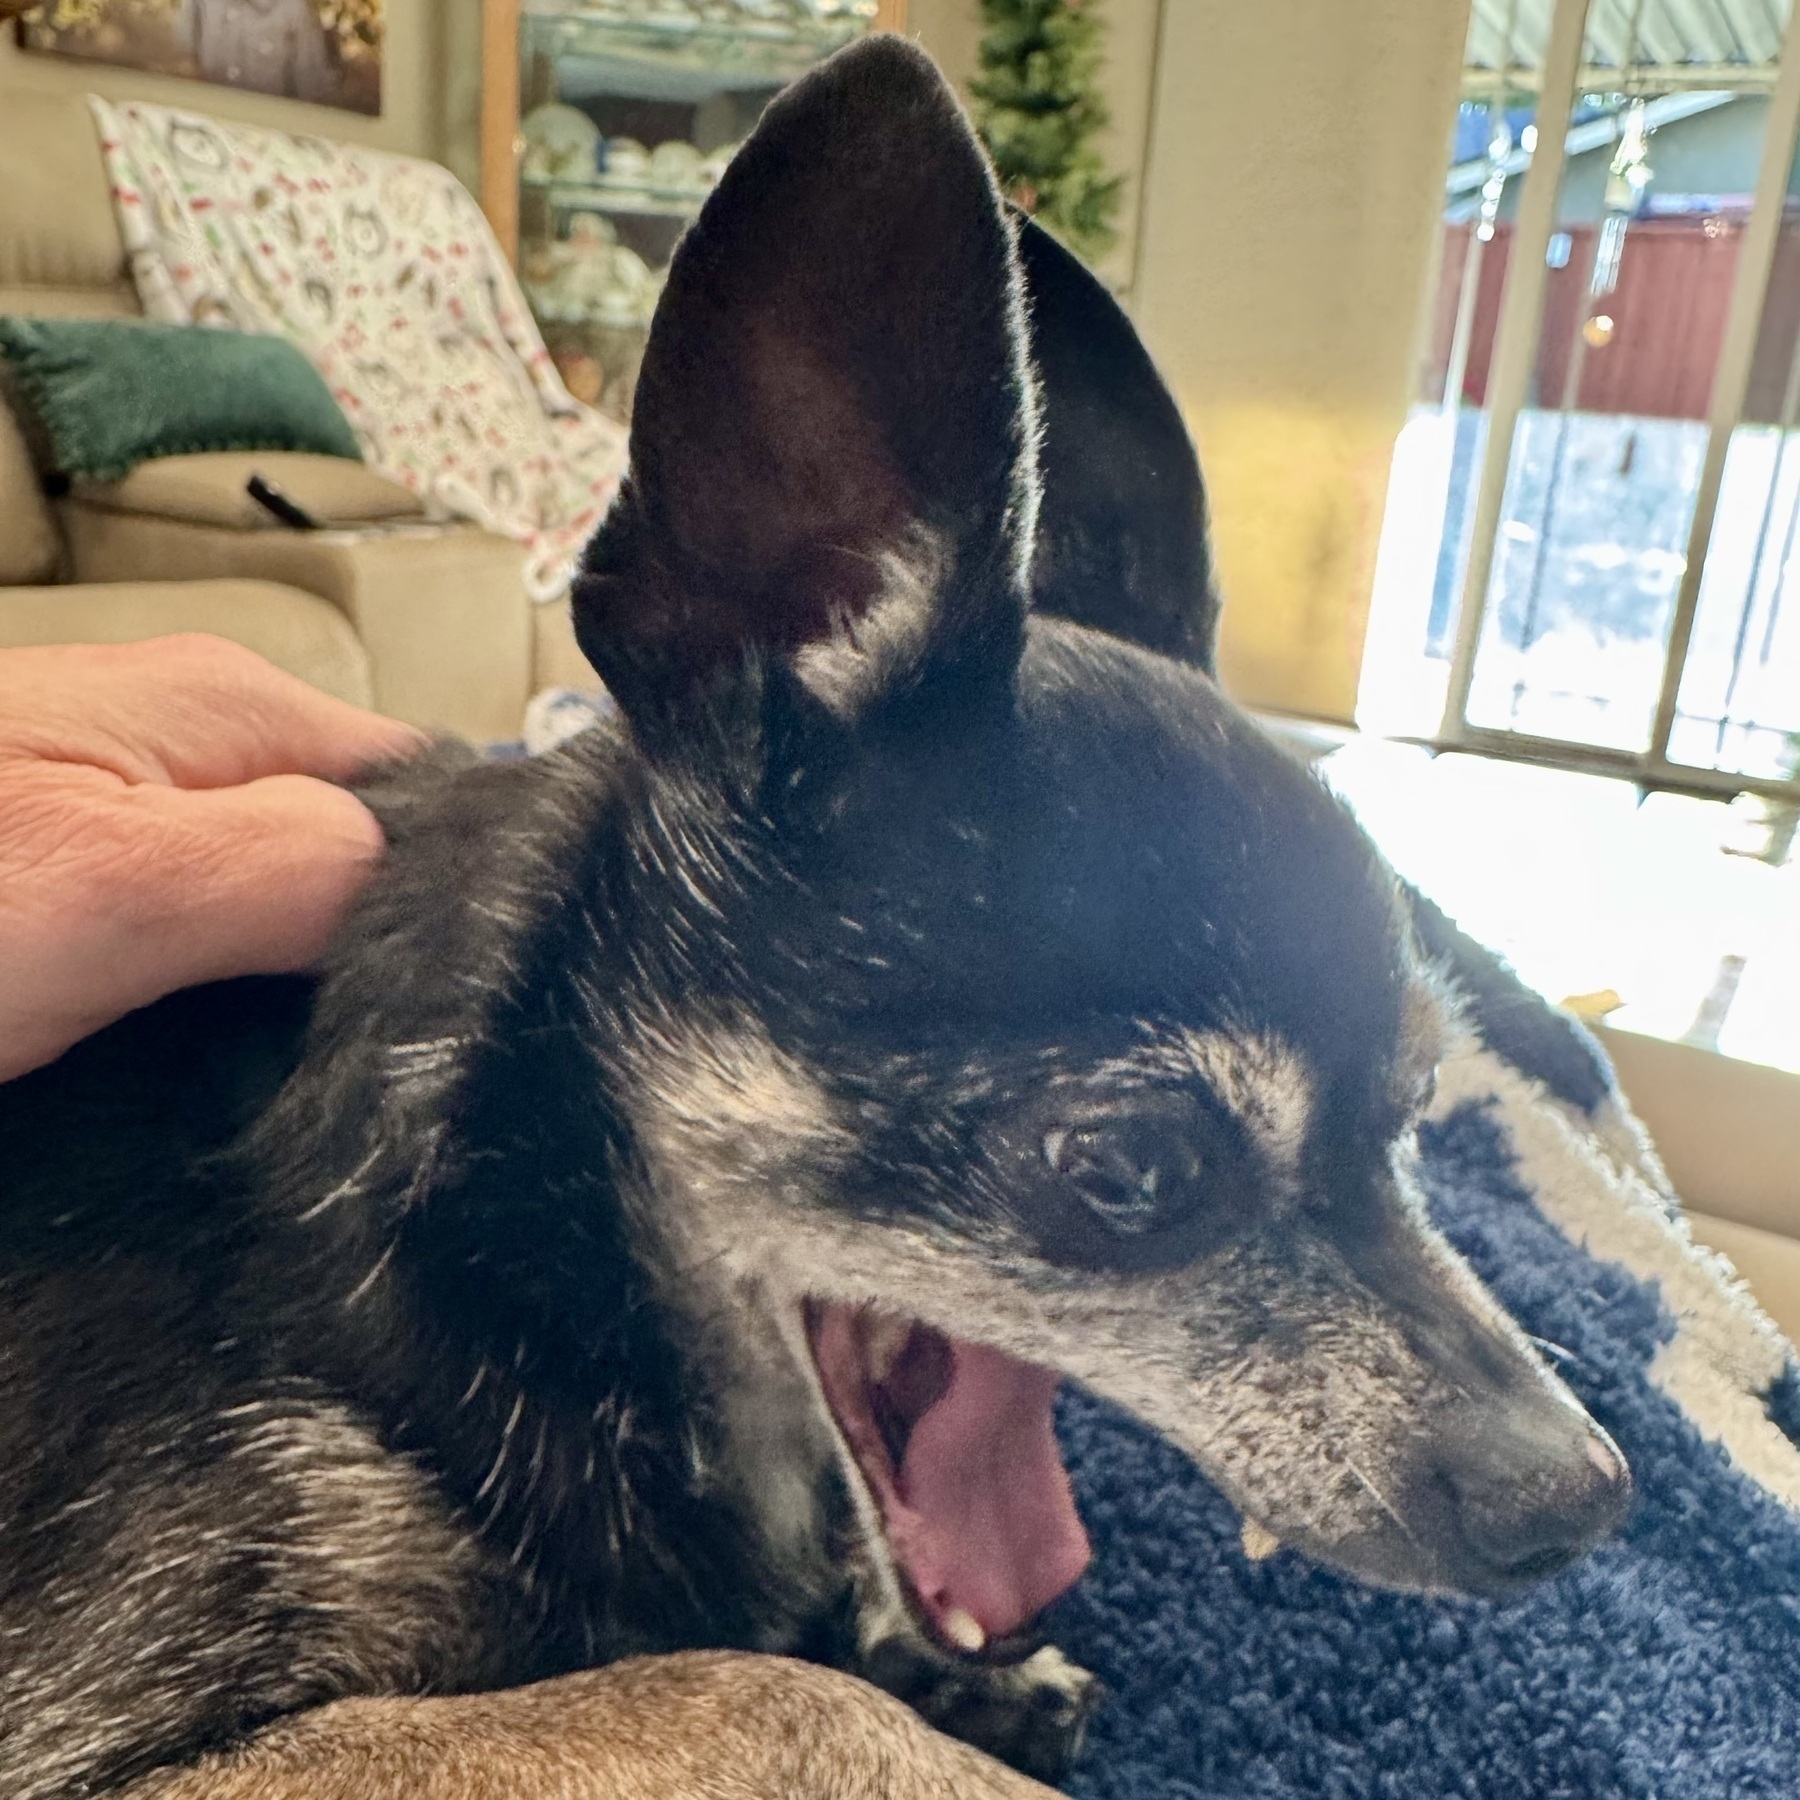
[942,1608,987,1653]
[1586,1434,1622,1482]
[1240,1519,1281,1563]
[862,1313,912,1384]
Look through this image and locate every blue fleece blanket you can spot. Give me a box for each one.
[1049,1099,1800,1800]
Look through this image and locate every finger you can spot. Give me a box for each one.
[103,774,390,990]
[0,774,386,1081]
[0,637,427,790]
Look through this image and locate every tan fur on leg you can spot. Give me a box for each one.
[121,1652,1060,1800]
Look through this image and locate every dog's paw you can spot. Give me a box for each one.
[860,1637,1100,1783]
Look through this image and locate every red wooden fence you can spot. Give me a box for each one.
[1422,215,1800,424]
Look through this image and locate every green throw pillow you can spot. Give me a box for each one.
[0,317,361,482]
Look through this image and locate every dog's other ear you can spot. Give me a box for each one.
[573,37,1035,737]
[1016,216,1221,674]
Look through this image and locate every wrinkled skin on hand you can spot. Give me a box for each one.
[0,636,421,1082]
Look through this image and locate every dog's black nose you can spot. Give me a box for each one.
[1449,1425,1632,1592]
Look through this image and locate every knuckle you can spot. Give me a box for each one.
[148,632,266,688]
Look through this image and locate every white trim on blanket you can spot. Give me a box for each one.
[1434,1049,1800,1510]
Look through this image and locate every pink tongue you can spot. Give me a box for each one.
[885,1342,1092,1643]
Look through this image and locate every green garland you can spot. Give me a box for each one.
[970,0,1124,267]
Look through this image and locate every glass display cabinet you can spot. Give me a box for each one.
[482,0,906,421]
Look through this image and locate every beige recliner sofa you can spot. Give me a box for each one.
[0,89,548,743]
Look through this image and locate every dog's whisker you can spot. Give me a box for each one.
[1343,1456,1419,1547]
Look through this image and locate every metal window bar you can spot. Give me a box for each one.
[1709,281,1800,759]
[1436,0,1590,747]
[1432,0,1800,804]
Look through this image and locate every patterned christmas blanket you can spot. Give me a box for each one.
[91,98,627,601]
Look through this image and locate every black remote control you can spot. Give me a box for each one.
[246,472,321,530]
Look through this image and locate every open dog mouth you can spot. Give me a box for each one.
[805,1301,1092,1655]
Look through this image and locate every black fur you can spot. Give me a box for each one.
[1017,216,1222,670]
[1008,225,1614,1117]
[575,38,1034,729]
[0,39,1629,1797]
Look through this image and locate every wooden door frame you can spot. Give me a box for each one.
[478,0,908,263]
[479,0,522,262]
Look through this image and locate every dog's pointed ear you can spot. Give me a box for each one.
[573,38,1036,738]
[1016,216,1222,674]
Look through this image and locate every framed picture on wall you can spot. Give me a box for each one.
[14,0,384,117]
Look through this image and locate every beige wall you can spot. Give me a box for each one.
[1133,1,1466,720]
[0,0,480,168]
[437,0,486,200]
[1089,0,1158,296]
[907,0,981,93]
[914,0,1469,723]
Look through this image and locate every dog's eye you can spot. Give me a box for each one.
[1035,1089,1235,1248]
[1042,1116,1203,1236]
[991,1086,1249,1270]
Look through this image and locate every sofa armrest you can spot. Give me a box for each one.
[72,451,428,532]
[60,503,532,742]
[0,579,374,709]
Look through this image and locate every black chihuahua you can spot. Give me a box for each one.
[0,38,1628,1798]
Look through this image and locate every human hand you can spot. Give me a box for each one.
[0,636,424,1083]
